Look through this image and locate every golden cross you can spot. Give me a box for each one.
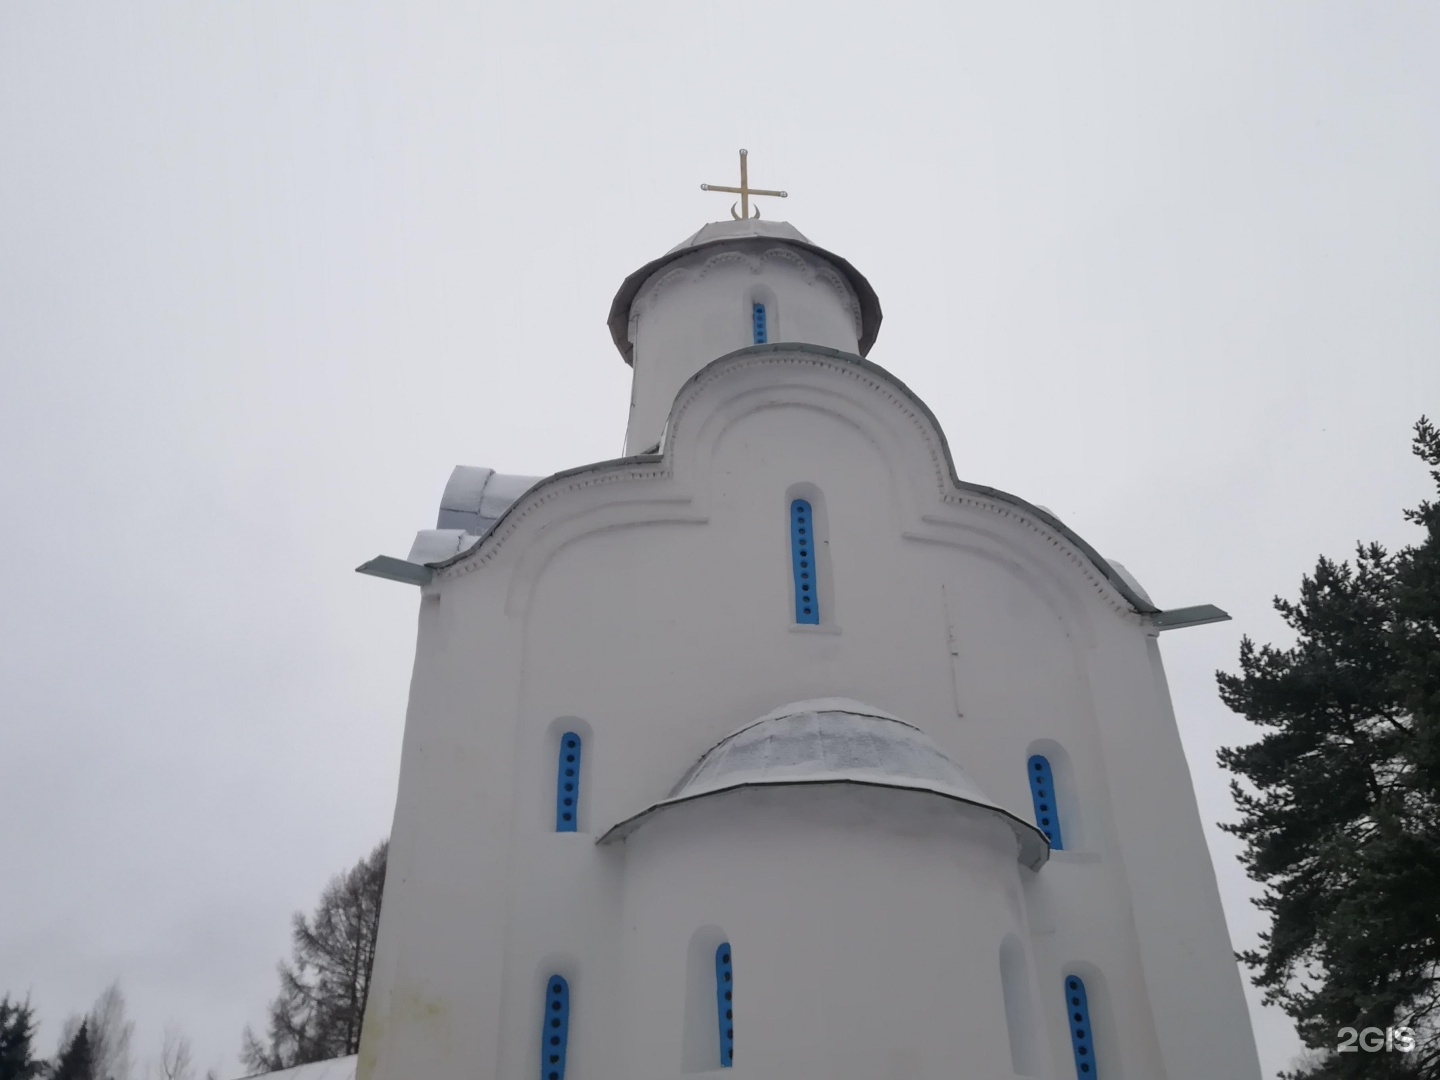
[700,149,787,220]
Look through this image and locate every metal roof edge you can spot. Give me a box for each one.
[594,777,1050,870]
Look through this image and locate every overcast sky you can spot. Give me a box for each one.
[2,3,1437,1077]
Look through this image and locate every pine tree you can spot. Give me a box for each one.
[1394,419,1440,831]
[0,996,45,1080]
[54,984,133,1080]
[52,1021,94,1080]
[241,841,387,1072]
[1218,418,1440,1080]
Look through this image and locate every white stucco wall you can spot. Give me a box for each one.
[614,786,1049,1080]
[359,334,1261,1080]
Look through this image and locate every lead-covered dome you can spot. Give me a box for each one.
[598,699,1048,868]
[606,218,883,364]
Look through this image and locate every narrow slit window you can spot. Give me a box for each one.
[752,303,767,344]
[1064,976,1097,1077]
[791,499,818,624]
[715,943,734,1067]
[542,976,570,1080]
[1027,755,1063,850]
[556,733,582,832]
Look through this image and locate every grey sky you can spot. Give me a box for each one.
[2,3,1437,1076]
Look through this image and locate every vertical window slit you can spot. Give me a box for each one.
[556,733,582,832]
[715,943,734,1067]
[1064,975,1097,1078]
[1027,754,1063,850]
[542,975,570,1080]
[790,499,818,624]
[752,303,767,344]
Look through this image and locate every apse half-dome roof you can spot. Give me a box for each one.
[606,219,883,364]
[597,698,1048,869]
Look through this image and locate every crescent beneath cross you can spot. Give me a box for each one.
[703,149,787,219]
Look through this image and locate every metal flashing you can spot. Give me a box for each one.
[407,529,469,565]
[355,556,433,586]
[1150,604,1231,630]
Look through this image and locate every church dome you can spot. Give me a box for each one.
[606,218,883,365]
[598,698,1049,868]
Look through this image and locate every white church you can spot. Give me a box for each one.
[346,155,1264,1080]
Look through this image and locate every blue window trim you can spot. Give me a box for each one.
[1027,754,1063,850]
[542,975,570,1080]
[556,733,582,832]
[752,303,767,344]
[790,499,818,624]
[715,943,734,1067]
[1064,975,1096,1077]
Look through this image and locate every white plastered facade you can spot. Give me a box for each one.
[356,221,1262,1080]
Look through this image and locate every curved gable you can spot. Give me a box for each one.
[419,343,1160,628]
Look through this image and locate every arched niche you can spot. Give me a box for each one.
[1000,933,1040,1077]
[682,924,731,1073]
[1027,738,1089,854]
[542,717,594,835]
